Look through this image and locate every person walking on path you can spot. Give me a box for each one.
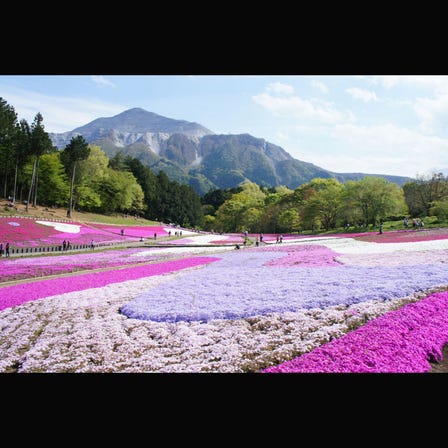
[5,242,10,257]
[0,243,3,257]
[90,240,95,250]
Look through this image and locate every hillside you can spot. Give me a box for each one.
[0,200,157,226]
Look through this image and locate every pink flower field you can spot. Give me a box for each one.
[1,226,448,373]
[0,217,191,248]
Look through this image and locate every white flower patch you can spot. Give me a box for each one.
[163,227,197,236]
[36,221,81,234]
[129,246,235,258]
[285,236,448,254]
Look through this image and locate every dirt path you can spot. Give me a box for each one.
[429,344,448,373]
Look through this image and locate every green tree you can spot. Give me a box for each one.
[301,178,344,230]
[37,153,69,206]
[75,145,109,211]
[344,176,406,226]
[430,199,448,221]
[214,183,265,232]
[61,135,90,218]
[403,173,448,217]
[122,156,158,219]
[215,197,245,232]
[277,208,301,233]
[0,98,18,198]
[12,119,31,203]
[98,168,144,214]
[26,113,54,211]
[202,214,216,231]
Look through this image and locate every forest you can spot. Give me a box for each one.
[2,97,448,232]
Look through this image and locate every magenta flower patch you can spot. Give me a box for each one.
[263,291,448,373]
[262,245,340,268]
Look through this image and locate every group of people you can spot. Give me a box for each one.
[62,240,72,251]
[0,242,10,257]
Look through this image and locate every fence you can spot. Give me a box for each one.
[7,240,137,257]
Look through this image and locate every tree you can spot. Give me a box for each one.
[61,135,90,218]
[122,156,158,219]
[344,177,406,226]
[277,209,301,233]
[26,113,54,211]
[301,178,344,230]
[74,145,109,212]
[430,199,448,221]
[37,153,69,206]
[97,168,144,214]
[12,119,31,202]
[0,98,18,198]
[403,173,448,217]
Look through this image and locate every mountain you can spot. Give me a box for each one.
[50,108,412,194]
[50,107,213,153]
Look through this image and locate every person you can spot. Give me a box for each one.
[235,244,240,249]
[62,240,67,251]
[379,223,383,234]
[0,242,3,257]
[121,229,124,236]
[154,232,157,240]
[279,234,283,243]
[255,237,259,247]
[5,242,10,257]
[90,240,95,250]
[276,235,279,244]
[66,240,71,250]
[404,217,408,228]
[260,233,263,243]
[140,236,143,242]
[168,230,171,237]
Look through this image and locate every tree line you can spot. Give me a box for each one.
[2,97,448,233]
[201,174,448,233]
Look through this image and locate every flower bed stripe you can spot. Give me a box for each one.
[263,290,448,373]
[0,257,219,311]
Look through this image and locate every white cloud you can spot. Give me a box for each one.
[90,75,115,87]
[253,91,351,124]
[266,82,294,95]
[414,93,448,135]
[310,80,329,94]
[346,87,378,102]
[370,75,448,93]
[324,123,448,176]
[0,85,127,133]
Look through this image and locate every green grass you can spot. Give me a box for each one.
[76,211,160,226]
[314,216,448,236]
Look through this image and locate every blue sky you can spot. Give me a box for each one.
[1,75,448,178]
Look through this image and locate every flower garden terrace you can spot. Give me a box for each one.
[1,226,448,372]
[0,216,198,250]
